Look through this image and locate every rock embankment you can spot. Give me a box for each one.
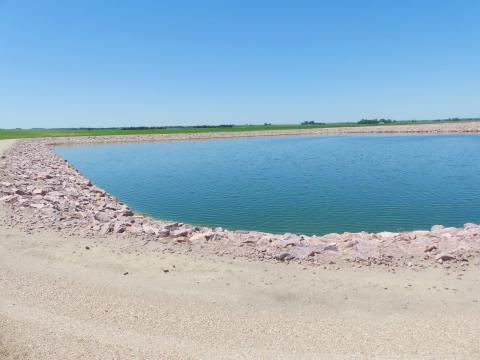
[1,133,480,270]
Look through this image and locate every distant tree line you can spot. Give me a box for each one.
[357,118,396,124]
[120,126,167,130]
[166,124,234,129]
[300,121,326,125]
[120,125,235,130]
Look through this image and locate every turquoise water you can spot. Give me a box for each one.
[56,135,480,235]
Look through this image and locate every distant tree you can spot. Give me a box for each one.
[358,119,379,124]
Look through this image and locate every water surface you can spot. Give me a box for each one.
[56,134,480,235]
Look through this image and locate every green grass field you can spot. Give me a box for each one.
[0,124,327,140]
[0,120,479,140]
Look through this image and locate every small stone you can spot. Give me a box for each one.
[30,203,45,209]
[436,253,456,262]
[274,252,293,262]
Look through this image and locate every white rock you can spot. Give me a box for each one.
[431,225,445,232]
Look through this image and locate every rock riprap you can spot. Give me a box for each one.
[1,135,480,270]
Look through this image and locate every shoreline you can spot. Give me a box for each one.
[1,123,480,270]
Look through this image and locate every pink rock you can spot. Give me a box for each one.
[323,242,338,251]
[113,223,126,233]
[164,222,179,230]
[344,239,359,249]
[43,195,60,203]
[99,223,113,235]
[190,233,207,243]
[158,229,170,237]
[92,188,106,196]
[278,237,300,247]
[32,188,46,195]
[377,231,399,239]
[0,195,15,202]
[170,229,190,238]
[142,225,159,235]
[94,212,110,222]
[47,191,63,197]
[126,225,143,235]
[321,233,343,243]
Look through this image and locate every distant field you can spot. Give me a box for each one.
[0,124,367,139]
[0,120,479,140]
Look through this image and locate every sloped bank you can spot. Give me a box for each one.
[1,129,480,270]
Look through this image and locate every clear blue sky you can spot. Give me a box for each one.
[1,0,479,128]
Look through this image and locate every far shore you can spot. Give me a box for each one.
[2,120,480,141]
[42,120,480,146]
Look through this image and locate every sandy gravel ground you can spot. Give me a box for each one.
[1,139,480,359]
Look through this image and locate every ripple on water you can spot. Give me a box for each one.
[55,134,480,235]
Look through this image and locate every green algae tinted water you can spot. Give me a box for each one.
[56,135,480,235]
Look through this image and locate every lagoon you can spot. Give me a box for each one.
[56,134,480,235]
